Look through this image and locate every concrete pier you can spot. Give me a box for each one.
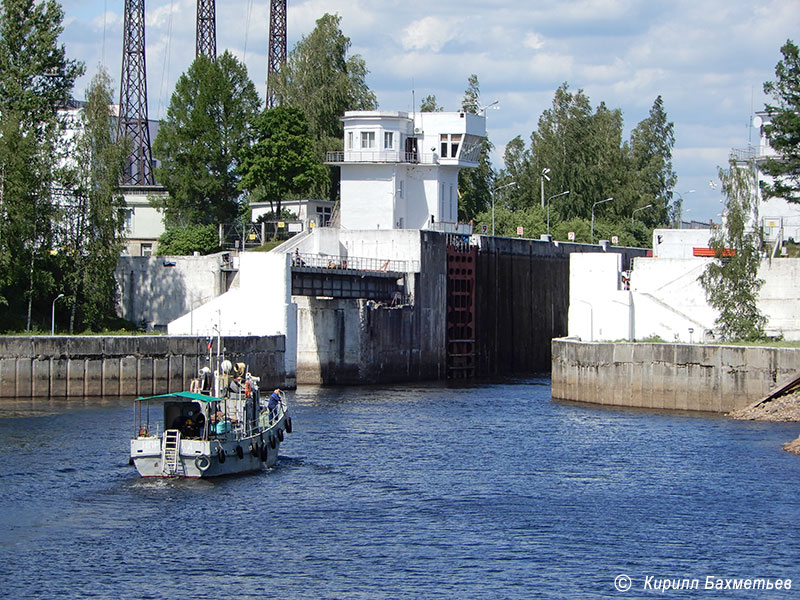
[551,338,800,413]
[0,335,286,398]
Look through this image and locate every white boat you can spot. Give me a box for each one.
[130,353,292,478]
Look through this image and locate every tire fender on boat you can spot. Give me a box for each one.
[195,455,211,472]
[285,416,292,433]
[235,445,244,459]
[217,447,226,464]
[277,428,284,442]
[260,444,267,462]
[269,435,276,449]
[249,443,258,457]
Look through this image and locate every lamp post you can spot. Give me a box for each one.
[591,197,613,243]
[631,203,653,226]
[491,181,517,235]
[540,168,551,209]
[674,189,695,227]
[51,293,64,336]
[547,190,570,235]
[479,100,499,115]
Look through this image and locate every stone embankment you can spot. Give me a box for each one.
[729,389,800,455]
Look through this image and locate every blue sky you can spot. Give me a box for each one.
[60,0,799,222]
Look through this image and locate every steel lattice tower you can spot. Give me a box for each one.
[196,0,216,59]
[266,0,287,108]
[118,0,155,186]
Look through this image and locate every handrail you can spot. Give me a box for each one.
[290,252,419,273]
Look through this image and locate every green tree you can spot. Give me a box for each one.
[156,224,220,256]
[270,13,377,200]
[0,0,83,331]
[761,39,800,201]
[153,51,261,226]
[629,96,677,226]
[57,68,129,331]
[699,160,767,341]
[239,106,327,232]
[458,74,494,221]
[419,94,443,112]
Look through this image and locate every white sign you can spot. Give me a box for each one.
[612,235,619,244]
[517,226,524,236]
[481,224,488,234]
[568,231,575,241]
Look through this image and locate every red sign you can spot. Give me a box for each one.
[517,226,523,236]
[568,231,575,241]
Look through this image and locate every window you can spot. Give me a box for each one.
[398,180,404,199]
[361,131,375,149]
[440,134,448,158]
[384,131,394,149]
[440,134,463,159]
[450,134,461,158]
[124,209,133,231]
[141,243,152,257]
[347,131,353,149]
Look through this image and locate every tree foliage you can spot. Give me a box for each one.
[419,94,443,112]
[0,0,83,331]
[153,51,261,226]
[457,74,493,221]
[58,68,129,331]
[156,224,220,256]
[761,39,800,201]
[239,106,328,224]
[699,160,767,341]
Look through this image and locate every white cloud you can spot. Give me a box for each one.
[401,16,462,52]
[523,33,545,50]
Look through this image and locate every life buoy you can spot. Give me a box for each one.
[217,447,226,464]
[244,380,252,398]
[138,427,148,437]
[277,428,284,442]
[269,435,276,449]
[285,416,292,433]
[195,455,211,472]
[235,445,244,459]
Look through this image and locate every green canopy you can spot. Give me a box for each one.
[136,391,223,403]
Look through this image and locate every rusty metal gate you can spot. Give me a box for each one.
[446,236,476,379]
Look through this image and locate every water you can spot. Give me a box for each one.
[1,379,799,599]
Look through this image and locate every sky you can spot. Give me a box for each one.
[60,0,799,222]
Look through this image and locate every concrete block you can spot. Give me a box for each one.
[138,336,169,357]
[103,336,138,357]
[0,359,17,397]
[68,337,102,357]
[50,359,68,397]
[31,337,69,358]
[613,343,634,364]
[168,356,183,393]
[153,358,169,394]
[31,358,50,398]
[103,358,121,396]
[0,337,33,359]
[16,359,32,398]
[85,359,103,396]
[67,359,85,396]
[120,356,138,397]
[138,358,154,396]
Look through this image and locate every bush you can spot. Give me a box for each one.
[157,225,220,256]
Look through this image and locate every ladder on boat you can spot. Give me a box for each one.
[162,429,182,476]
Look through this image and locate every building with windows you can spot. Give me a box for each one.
[326,110,485,232]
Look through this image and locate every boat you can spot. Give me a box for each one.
[130,345,292,478]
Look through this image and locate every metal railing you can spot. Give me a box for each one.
[326,150,437,164]
[291,252,419,273]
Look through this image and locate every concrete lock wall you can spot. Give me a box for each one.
[0,335,286,398]
[551,338,800,413]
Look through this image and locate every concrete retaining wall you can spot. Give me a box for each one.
[0,335,286,398]
[551,338,800,412]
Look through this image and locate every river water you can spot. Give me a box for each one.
[1,378,799,599]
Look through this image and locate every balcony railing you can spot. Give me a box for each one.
[326,150,439,164]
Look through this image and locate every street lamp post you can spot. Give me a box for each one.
[540,168,551,209]
[632,203,653,226]
[591,197,614,243]
[51,293,64,336]
[674,189,695,227]
[547,190,570,235]
[491,181,517,235]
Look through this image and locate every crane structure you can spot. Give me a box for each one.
[266,0,287,108]
[118,0,155,186]
[196,0,217,59]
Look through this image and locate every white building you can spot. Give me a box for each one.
[326,110,486,232]
[250,198,335,230]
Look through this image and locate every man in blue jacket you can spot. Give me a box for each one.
[268,389,281,423]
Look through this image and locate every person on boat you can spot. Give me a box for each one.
[268,389,281,423]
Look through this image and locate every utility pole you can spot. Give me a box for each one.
[118,0,155,186]
[196,0,217,59]
[266,0,287,108]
